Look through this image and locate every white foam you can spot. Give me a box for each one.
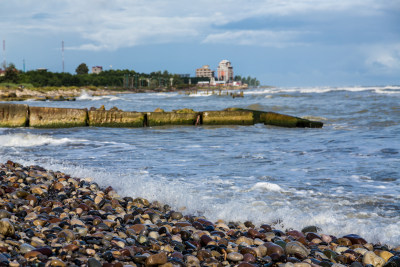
[0,157,398,247]
[245,86,400,95]
[250,182,283,192]
[76,90,122,101]
[0,133,85,147]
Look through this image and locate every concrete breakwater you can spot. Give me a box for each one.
[0,103,323,128]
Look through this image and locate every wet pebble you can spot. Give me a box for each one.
[0,161,398,267]
[227,252,244,262]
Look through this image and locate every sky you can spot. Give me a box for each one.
[0,0,399,86]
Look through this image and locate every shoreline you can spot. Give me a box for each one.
[0,85,252,102]
[0,161,399,266]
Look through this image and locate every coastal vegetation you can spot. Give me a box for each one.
[0,63,260,90]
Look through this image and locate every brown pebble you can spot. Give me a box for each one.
[338,238,352,246]
[49,258,66,267]
[238,263,256,267]
[264,242,285,256]
[130,224,146,233]
[53,182,64,191]
[243,253,256,263]
[197,249,212,261]
[24,251,41,259]
[240,247,257,258]
[146,252,168,266]
[200,234,213,246]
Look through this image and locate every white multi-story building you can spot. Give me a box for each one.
[217,60,233,82]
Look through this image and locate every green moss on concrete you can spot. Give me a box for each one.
[29,106,88,128]
[147,112,198,126]
[259,112,323,128]
[173,108,196,113]
[202,110,254,125]
[0,103,29,127]
[88,110,145,127]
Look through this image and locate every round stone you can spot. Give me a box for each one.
[88,257,102,267]
[264,242,285,256]
[0,218,15,236]
[0,210,11,219]
[148,231,160,240]
[243,253,256,263]
[146,252,167,265]
[49,258,66,267]
[227,252,244,262]
[363,251,385,267]
[285,241,310,259]
[19,243,36,254]
[171,211,183,221]
[376,250,394,262]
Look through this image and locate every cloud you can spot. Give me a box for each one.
[202,30,309,47]
[365,44,400,73]
[0,0,397,51]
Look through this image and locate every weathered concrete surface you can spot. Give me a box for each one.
[202,110,255,125]
[0,103,324,128]
[147,111,199,126]
[259,112,323,128]
[29,106,88,128]
[89,110,145,127]
[0,103,29,127]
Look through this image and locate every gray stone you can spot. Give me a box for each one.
[285,241,310,259]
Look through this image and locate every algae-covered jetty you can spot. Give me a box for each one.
[0,103,323,128]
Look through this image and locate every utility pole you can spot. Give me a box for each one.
[62,41,65,73]
[2,40,5,69]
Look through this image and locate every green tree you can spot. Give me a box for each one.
[75,63,89,75]
[3,63,19,83]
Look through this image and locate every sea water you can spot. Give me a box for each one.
[0,86,399,245]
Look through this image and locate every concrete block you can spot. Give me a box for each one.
[0,103,29,127]
[202,110,254,125]
[29,106,88,128]
[260,112,323,128]
[88,110,145,127]
[147,112,199,126]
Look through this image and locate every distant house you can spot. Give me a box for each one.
[92,66,103,74]
[0,69,5,77]
[196,65,215,78]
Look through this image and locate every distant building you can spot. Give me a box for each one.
[196,65,215,78]
[37,68,48,72]
[217,60,233,83]
[178,74,190,78]
[92,66,103,74]
[0,69,4,77]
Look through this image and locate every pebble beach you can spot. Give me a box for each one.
[1,161,399,267]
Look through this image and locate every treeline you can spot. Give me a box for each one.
[0,63,260,88]
[234,75,260,86]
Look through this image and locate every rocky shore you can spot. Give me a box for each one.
[0,161,399,267]
[0,88,133,102]
[0,86,194,102]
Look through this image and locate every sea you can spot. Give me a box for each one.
[0,86,399,246]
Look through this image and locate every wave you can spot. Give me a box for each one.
[246,86,400,95]
[0,155,398,246]
[0,133,86,147]
[249,182,283,192]
[76,90,122,101]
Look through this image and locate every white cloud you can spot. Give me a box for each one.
[365,44,400,73]
[0,0,395,51]
[203,30,309,47]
